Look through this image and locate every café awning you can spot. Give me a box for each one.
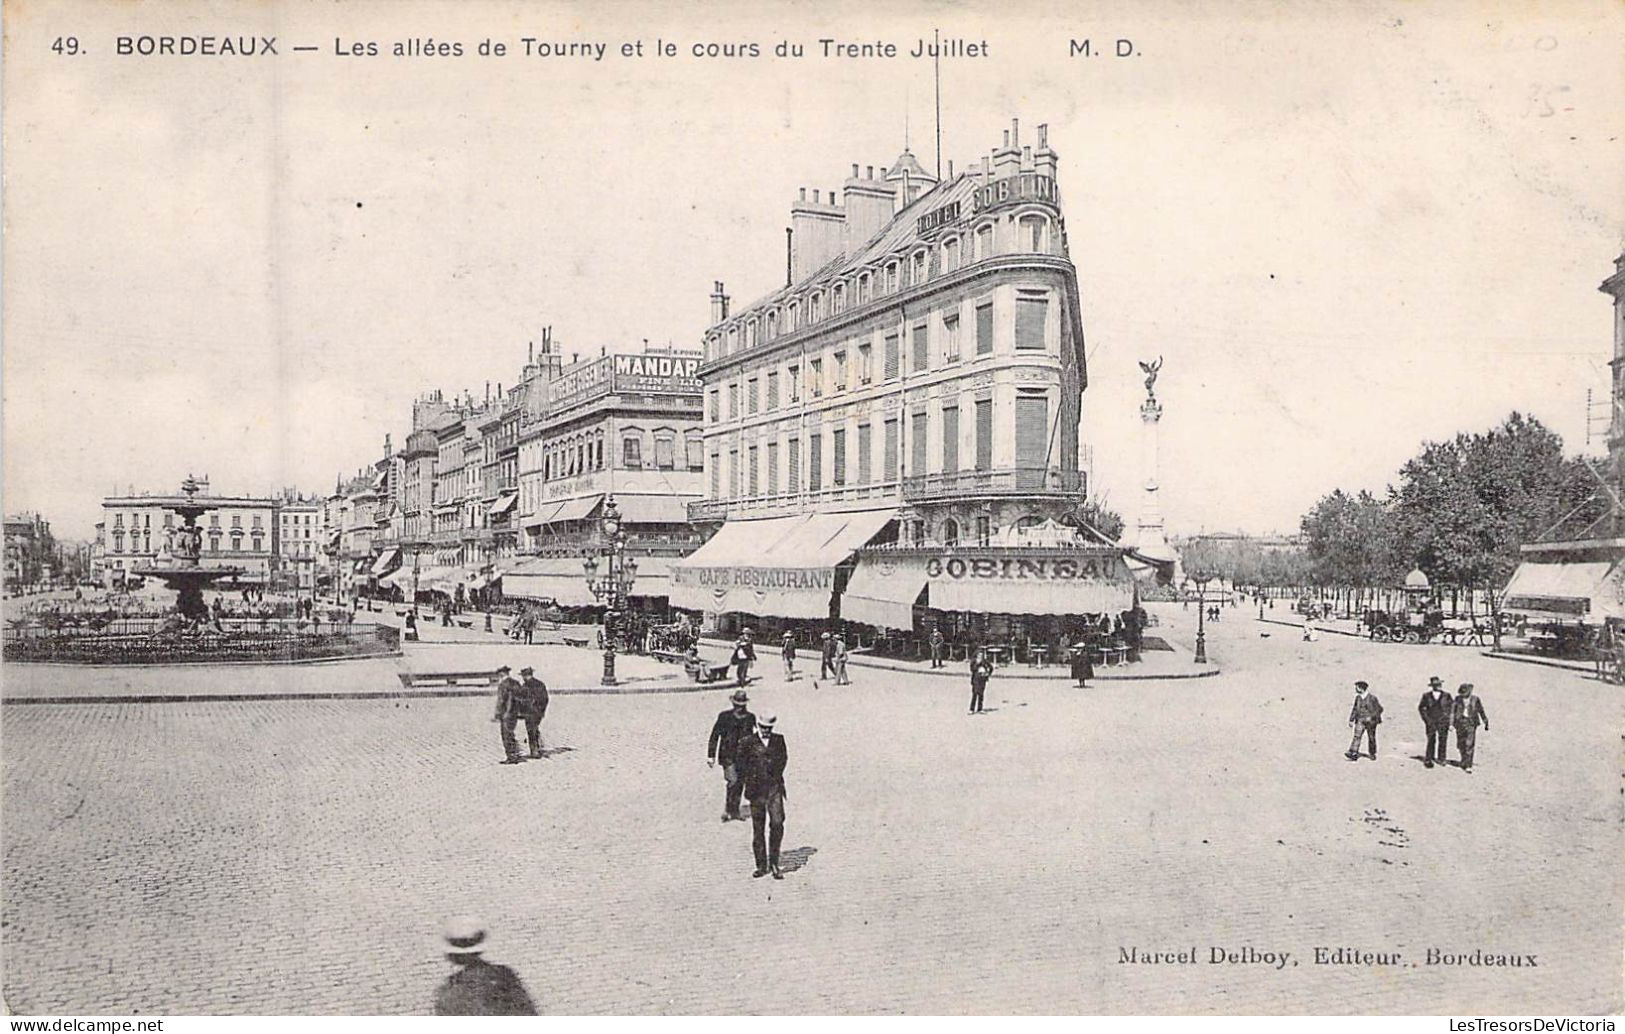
[370,547,401,577]
[671,508,895,618]
[925,549,1137,616]
[626,554,675,597]
[504,557,598,607]
[524,501,562,530]
[551,494,604,524]
[1502,560,1619,620]
[842,556,928,629]
[488,493,518,519]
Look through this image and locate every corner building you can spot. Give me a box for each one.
[676,119,1136,645]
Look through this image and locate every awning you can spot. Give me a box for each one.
[524,501,563,530]
[843,556,928,629]
[504,557,598,607]
[488,493,518,519]
[626,554,675,597]
[608,495,694,525]
[925,549,1137,616]
[1502,560,1619,620]
[370,547,401,576]
[671,508,895,618]
[550,494,604,524]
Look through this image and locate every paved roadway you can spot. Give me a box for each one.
[2,605,1620,1014]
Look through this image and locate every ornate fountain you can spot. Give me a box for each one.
[133,475,241,621]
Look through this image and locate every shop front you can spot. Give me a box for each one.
[671,509,896,631]
[844,544,1141,665]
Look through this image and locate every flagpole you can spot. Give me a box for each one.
[934,28,942,179]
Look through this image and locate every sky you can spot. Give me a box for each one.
[4,0,1623,542]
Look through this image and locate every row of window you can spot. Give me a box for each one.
[705,210,1058,361]
[109,532,266,554]
[708,391,1053,502]
[110,511,267,530]
[709,293,1049,423]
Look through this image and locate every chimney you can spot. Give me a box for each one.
[791,182,845,284]
[785,227,793,287]
[710,280,730,324]
[993,120,1021,180]
[1034,122,1058,179]
[843,165,898,255]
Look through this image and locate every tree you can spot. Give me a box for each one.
[1300,489,1400,615]
[1391,412,1595,647]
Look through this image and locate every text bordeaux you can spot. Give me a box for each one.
[925,556,1117,581]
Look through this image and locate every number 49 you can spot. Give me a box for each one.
[52,36,80,55]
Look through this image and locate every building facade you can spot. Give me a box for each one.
[675,119,1134,641]
[98,482,279,588]
[502,345,706,608]
[276,495,327,592]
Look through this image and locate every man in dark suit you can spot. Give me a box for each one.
[1451,682,1489,773]
[1417,675,1452,768]
[736,714,788,879]
[731,631,757,687]
[1345,680,1383,760]
[495,665,549,763]
[706,689,756,822]
[969,649,993,714]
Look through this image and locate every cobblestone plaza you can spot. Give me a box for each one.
[2,606,1620,1014]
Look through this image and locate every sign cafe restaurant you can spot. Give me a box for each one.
[671,119,1153,664]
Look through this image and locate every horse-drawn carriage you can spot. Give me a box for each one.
[1363,607,1446,643]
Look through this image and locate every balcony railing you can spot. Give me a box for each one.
[901,467,1083,503]
[689,468,1084,522]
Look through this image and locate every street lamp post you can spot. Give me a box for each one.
[583,496,638,686]
[1191,572,1212,664]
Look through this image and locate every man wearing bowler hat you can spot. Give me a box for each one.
[706,689,756,821]
[1417,675,1452,768]
[433,916,537,1015]
[737,713,788,878]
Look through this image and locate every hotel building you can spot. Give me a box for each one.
[674,119,1136,643]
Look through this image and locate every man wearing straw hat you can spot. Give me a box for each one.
[433,916,537,1015]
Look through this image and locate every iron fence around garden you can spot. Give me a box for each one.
[1,619,400,665]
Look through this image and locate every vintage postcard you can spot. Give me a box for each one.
[3,0,1622,1019]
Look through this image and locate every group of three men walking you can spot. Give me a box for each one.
[1347,675,1489,771]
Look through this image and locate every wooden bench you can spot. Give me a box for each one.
[651,649,688,665]
[455,619,474,630]
[396,670,500,688]
[562,635,590,649]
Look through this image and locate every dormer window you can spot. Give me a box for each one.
[912,250,928,284]
[833,283,845,313]
[885,262,899,293]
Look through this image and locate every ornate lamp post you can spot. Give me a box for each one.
[583,496,638,686]
[1188,570,1213,664]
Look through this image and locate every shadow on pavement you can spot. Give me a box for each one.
[779,846,818,874]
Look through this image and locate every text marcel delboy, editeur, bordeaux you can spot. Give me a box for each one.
[1118,945,1543,971]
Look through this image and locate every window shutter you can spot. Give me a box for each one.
[976,303,994,355]
[975,399,993,471]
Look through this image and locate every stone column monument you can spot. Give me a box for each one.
[1130,357,1176,565]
